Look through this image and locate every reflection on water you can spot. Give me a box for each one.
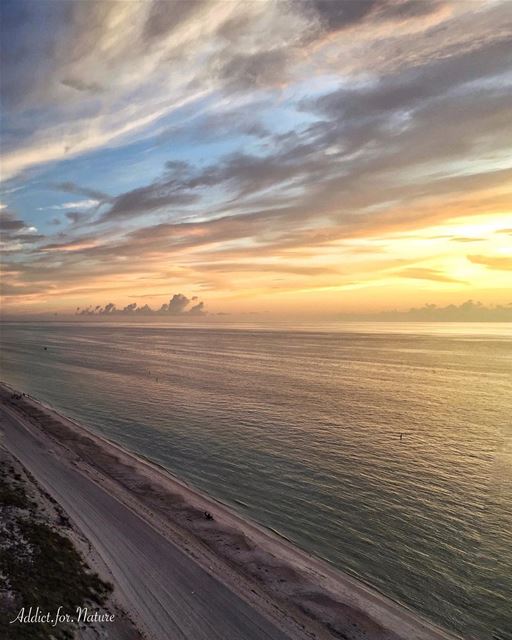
[1,321,511,639]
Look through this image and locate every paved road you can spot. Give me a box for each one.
[0,405,294,640]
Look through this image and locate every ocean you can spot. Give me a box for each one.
[1,321,510,639]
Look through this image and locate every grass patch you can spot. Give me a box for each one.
[0,470,30,510]
[0,483,29,509]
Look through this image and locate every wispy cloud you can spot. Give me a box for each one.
[395,267,466,284]
[38,199,99,211]
[468,254,512,271]
[1,0,511,315]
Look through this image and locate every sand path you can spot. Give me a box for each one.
[0,404,296,640]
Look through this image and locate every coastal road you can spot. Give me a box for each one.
[0,404,294,640]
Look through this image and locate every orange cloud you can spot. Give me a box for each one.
[468,255,512,271]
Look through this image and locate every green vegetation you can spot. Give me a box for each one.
[0,464,32,509]
[0,481,29,509]
[0,465,112,640]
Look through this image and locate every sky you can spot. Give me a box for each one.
[1,0,511,319]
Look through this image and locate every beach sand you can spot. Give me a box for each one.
[0,382,460,640]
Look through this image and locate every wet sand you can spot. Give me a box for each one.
[0,382,460,640]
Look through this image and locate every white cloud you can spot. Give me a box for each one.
[0,0,309,181]
[38,199,99,211]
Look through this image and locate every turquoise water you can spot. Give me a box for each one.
[1,321,511,639]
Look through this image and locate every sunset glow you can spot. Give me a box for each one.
[1,0,511,318]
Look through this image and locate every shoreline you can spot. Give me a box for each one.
[0,381,461,640]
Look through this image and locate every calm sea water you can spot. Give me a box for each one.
[1,321,511,639]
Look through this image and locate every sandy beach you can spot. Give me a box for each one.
[0,382,461,640]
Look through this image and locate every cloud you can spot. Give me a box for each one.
[84,22,512,231]
[40,236,100,252]
[2,0,509,187]
[301,36,512,122]
[468,255,512,271]
[98,148,308,221]
[370,300,512,321]
[304,0,447,34]
[77,293,206,316]
[217,50,289,92]
[0,0,305,179]
[373,0,447,22]
[142,0,207,43]
[395,267,466,284]
[307,0,378,32]
[0,210,44,245]
[160,293,191,313]
[61,77,103,94]
[189,300,204,315]
[38,199,99,211]
[449,236,483,243]
[197,262,340,276]
[104,183,199,221]
[65,211,88,224]
[52,182,110,202]
[2,0,511,314]
[0,209,25,232]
